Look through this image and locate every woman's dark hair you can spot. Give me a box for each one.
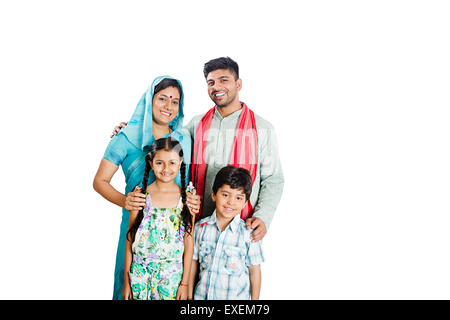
[126,137,192,243]
[212,165,252,200]
[154,78,182,98]
[203,56,239,80]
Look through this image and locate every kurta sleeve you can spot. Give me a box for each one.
[103,133,128,166]
[252,123,284,229]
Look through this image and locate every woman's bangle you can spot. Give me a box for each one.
[179,283,188,287]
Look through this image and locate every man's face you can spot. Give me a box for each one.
[206,69,242,108]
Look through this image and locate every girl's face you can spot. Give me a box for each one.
[152,86,180,126]
[150,149,182,183]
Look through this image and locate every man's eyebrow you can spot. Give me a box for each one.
[207,75,230,82]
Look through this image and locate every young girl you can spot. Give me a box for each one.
[122,137,195,300]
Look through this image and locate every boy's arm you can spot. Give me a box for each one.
[123,209,139,300]
[248,265,261,300]
[246,232,264,300]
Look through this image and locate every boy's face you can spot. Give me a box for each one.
[211,184,247,220]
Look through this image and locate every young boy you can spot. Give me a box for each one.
[189,165,264,300]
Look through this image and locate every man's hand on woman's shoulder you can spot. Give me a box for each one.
[111,121,128,138]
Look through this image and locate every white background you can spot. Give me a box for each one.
[0,0,449,299]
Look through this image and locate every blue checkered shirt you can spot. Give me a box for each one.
[193,211,264,300]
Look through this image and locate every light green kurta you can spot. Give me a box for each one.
[183,106,284,229]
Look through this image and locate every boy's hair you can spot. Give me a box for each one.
[212,165,252,200]
[203,56,239,80]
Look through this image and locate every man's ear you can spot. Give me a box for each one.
[236,78,242,92]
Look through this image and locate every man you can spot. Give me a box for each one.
[186,57,283,241]
[114,57,283,241]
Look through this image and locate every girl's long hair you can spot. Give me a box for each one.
[126,137,192,243]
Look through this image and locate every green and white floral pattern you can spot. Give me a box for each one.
[129,195,185,300]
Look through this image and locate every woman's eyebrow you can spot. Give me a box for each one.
[159,93,179,100]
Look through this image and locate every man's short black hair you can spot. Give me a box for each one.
[203,56,239,80]
[212,165,252,200]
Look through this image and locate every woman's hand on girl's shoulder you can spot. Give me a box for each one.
[125,186,146,211]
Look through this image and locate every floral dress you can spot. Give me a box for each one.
[129,194,185,300]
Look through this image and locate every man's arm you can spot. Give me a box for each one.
[248,123,284,240]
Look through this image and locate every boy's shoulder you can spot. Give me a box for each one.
[194,216,252,242]
[236,219,253,244]
[194,215,215,231]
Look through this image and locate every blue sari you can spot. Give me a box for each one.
[103,76,191,300]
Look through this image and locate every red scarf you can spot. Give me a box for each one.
[191,102,258,220]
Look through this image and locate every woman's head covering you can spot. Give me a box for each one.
[120,75,184,150]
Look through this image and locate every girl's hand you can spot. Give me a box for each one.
[124,186,146,211]
[186,189,200,216]
[176,284,188,300]
[122,282,133,300]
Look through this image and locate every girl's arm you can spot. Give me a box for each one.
[248,265,261,300]
[188,260,199,300]
[93,158,146,211]
[176,215,195,300]
[123,209,139,300]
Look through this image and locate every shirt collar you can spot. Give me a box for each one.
[214,104,243,121]
[207,210,241,233]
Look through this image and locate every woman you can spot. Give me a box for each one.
[93,76,200,300]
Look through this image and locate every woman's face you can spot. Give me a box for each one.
[152,86,180,126]
[150,149,182,183]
